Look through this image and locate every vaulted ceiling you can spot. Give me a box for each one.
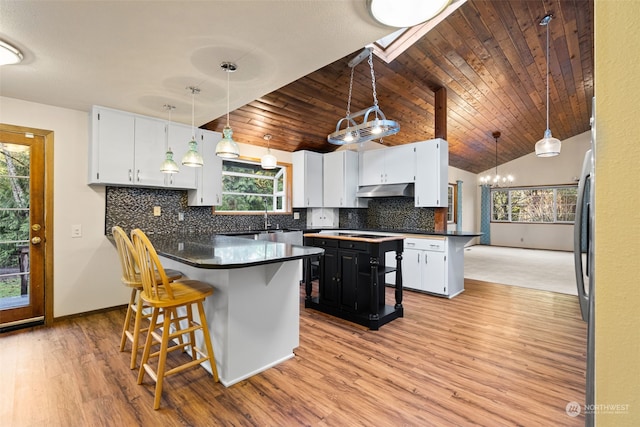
[1,0,593,175]
[204,0,594,174]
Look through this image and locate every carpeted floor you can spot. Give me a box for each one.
[463,245,578,295]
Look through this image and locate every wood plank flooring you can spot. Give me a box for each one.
[0,279,586,426]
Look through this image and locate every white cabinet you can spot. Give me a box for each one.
[386,236,463,298]
[188,130,223,206]
[307,208,339,227]
[414,139,448,207]
[292,150,323,208]
[89,106,165,186]
[359,144,416,186]
[323,150,365,208]
[165,123,197,189]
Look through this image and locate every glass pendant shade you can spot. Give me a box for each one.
[182,139,204,167]
[261,149,277,169]
[368,0,451,28]
[215,125,240,159]
[535,129,562,157]
[160,148,180,173]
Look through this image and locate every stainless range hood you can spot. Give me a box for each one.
[356,183,415,198]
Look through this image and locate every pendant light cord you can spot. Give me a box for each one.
[495,135,498,177]
[191,89,195,139]
[545,18,550,131]
[226,69,230,126]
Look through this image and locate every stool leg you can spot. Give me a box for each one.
[129,290,145,369]
[186,304,197,360]
[137,307,158,385]
[153,307,172,410]
[120,288,137,351]
[196,300,219,382]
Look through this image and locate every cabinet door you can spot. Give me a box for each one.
[93,108,135,185]
[359,149,386,185]
[323,151,344,207]
[338,250,359,312]
[415,139,448,207]
[133,116,167,187]
[423,251,447,294]
[319,248,339,307]
[166,123,197,189]
[188,130,223,206]
[292,151,323,207]
[384,144,416,185]
[403,248,424,291]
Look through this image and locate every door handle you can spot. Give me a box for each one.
[31,236,42,245]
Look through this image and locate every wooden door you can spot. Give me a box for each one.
[0,125,52,330]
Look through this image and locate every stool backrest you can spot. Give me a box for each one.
[131,228,175,301]
[112,226,140,286]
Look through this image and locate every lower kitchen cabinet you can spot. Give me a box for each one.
[303,234,404,330]
[386,236,463,298]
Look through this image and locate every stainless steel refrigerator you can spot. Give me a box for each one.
[574,98,595,426]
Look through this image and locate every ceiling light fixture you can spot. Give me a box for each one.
[480,131,514,186]
[0,40,24,66]
[216,62,240,159]
[535,14,561,157]
[328,48,399,145]
[160,104,180,174]
[182,86,204,167]
[367,0,451,28]
[261,134,277,169]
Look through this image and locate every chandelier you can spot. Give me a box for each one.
[327,48,399,145]
[480,131,514,186]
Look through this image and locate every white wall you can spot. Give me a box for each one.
[0,96,293,317]
[475,131,591,251]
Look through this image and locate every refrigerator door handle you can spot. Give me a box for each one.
[574,149,592,322]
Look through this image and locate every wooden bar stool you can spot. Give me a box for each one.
[112,226,183,369]
[131,228,219,410]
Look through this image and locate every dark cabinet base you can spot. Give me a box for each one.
[305,297,403,330]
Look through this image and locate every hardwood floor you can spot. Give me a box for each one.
[0,279,586,426]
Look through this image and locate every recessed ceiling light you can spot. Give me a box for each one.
[0,40,24,66]
[367,0,451,28]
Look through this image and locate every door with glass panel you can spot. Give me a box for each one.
[0,127,48,329]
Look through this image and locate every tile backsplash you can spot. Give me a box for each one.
[105,187,435,235]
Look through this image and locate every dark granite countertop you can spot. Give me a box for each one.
[145,233,324,270]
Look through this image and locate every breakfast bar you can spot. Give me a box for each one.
[147,233,323,387]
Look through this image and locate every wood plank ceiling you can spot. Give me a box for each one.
[202,0,594,175]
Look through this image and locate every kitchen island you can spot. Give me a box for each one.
[302,232,404,330]
[146,233,323,387]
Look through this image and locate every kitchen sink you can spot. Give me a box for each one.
[231,229,303,245]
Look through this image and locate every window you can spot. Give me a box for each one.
[491,185,578,223]
[217,159,288,213]
[447,183,457,224]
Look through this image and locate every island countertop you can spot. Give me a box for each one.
[145,233,324,269]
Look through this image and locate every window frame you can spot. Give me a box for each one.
[490,184,578,224]
[213,157,293,215]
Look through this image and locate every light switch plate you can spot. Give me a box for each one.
[293,212,300,219]
[153,206,161,216]
[71,224,82,238]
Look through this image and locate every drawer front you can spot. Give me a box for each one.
[308,237,338,248]
[339,239,368,251]
[404,238,446,252]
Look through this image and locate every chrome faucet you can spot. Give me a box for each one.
[263,198,271,229]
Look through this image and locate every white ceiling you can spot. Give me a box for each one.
[0,1,393,127]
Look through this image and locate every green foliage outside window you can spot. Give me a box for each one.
[218,159,286,212]
[491,185,577,223]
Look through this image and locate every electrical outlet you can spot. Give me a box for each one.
[153,206,161,216]
[71,224,82,238]
[178,212,184,221]
[293,212,300,220]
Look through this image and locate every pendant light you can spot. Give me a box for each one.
[181,86,204,167]
[535,14,561,157]
[480,131,514,186]
[215,62,240,158]
[261,134,277,169]
[160,104,180,174]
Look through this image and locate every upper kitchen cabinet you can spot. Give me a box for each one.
[165,123,197,189]
[188,130,223,206]
[323,150,365,208]
[292,150,323,208]
[88,106,166,187]
[359,144,416,186]
[414,139,448,207]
